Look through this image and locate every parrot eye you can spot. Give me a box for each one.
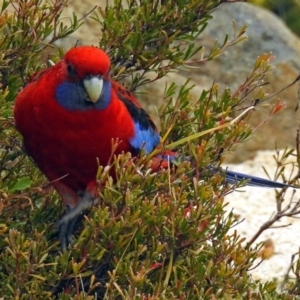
[67,64,76,77]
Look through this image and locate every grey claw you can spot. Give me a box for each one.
[57,191,95,249]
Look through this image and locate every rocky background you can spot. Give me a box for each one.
[58,1,300,163]
[225,151,300,283]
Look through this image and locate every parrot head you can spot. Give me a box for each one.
[55,46,113,111]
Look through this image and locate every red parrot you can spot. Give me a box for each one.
[14,46,295,249]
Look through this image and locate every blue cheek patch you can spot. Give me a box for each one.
[56,81,111,111]
[129,122,160,154]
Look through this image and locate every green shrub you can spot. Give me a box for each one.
[252,0,300,36]
[0,0,299,299]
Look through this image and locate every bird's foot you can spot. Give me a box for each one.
[58,191,95,250]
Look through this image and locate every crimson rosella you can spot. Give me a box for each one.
[14,46,296,249]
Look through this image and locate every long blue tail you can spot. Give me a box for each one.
[154,152,297,189]
[223,168,296,188]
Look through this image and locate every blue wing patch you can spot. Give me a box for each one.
[115,83,160,154]
[130,122,160,154]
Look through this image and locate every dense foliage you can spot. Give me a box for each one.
[0,0,300,299]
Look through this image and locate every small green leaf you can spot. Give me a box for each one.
[10,177,32,191]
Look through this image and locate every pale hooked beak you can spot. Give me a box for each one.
[83,76,104,103]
